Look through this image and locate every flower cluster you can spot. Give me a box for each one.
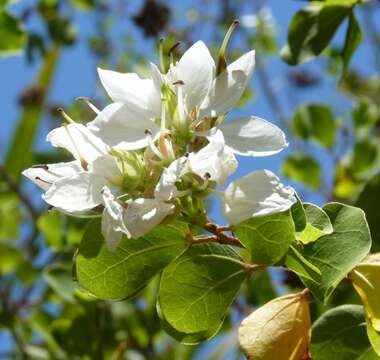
[23,33,296,251]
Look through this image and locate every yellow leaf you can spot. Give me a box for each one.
[350,253,380,332]
[238,289,311,360]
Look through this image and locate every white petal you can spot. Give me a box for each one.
[87,102,160,151]
[89,154,122,186]
[43,172,105,212]
[22,161,82,191]
[176,41,215,112]
[150,62,165,90]
[101,186,130,251]
[188,130,237,185]
[222,170,296,225]
[200,50,255,117]
[155,156,189,201]
[219,116,288,156]
[97,68,161,117]
[47,124,107,164]
[123,198,174,239]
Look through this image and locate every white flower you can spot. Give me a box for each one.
[43,154,122,213]
[22,161,82,192]
[101,186,130,251]
[166,41,215,114]
[47,123,108,166]
[23,122,123,213]
[222,169,296,225]
[200,49,256,118]
[98,63,162,118]
[87,102,161,151]
[207,116,288,157]
[188,130,237,185]
[154,156,189,202]
[122,197,174,239]
[101,187,175,250]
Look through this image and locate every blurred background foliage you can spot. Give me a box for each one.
[0,0,380,358]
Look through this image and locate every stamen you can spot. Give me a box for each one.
[145,129,164,160]
[172,80,185,86]
[168,41,181,56]
[161,96,166,130]
[32,164,49,170]
[159,37,165,73]
[57,107,75,124]
[35,176,52,185]
[176,83,186,126]
[217,19,239,76]
[168,41,181,65]
[76,96,100,114]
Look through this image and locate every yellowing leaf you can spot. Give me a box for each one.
[238,290,311,360]
[350,253,380,332]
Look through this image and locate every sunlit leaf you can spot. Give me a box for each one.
[350,253,380,332]
[341,12,362,78]
[311,305,379,359]
[233,210,295,265]
[298,203,371,303]
[0,10,26,56]
[292,104,336,148]
[356,173,380,251]
[239,290,311,360]
[297,203,333,244]
[76,219,188,300]
[283,153,321,189]
[159,243,247,344]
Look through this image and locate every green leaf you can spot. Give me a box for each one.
[71,0,95,11]
[158,243,247,344]
[37,211,64,250]
[292,104,336,148]
[298,203,333,244]
[281,7,319,65]
[0,194,20,240]
[341,12,362,78]
[311,305,380,360]
[281,5,350,65]
[0,243,22,274]
[283,153,321,189]
[352,100,379,131]
[233,211,295,265]
[0,10,26,56]
[285,245,322,286]
[367,321,380,357]
[291,194,307,232]
[43,265,76,303]
[356,173,380,251]
[298,203,372,303]
[76,219,189,300]
[245,269,277,306]
[351,140,378,175]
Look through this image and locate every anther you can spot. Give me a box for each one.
[32,164,49,170]
[144,129,152,135]
[204,172,211,179]
[159,37,165,73]
[35,177,52,185]
[168,41,181,56]
[76,96,100,114]
[173,80,185,86]
[57,107,75,124]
